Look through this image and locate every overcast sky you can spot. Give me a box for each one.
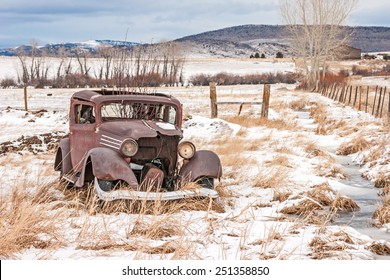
[0,0,389,48]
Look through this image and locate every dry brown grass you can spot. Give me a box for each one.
[372,195,390,226]
[60,182,225,215]
[304,141,329,158]
[223,116,297,130]
[280,199,323,217]
[309,236,352,260]
[309,102,328,134]
[308,182,335,206]
[366,241,390,255]
[253,167,290,189]
[331,195,360,212]
[374,173,390,189]
[0,182,64,258]
[280,182,359,226]
[288,98,308,111]
[128,217,183,239]
[272,190,292,202]
[265,155,292,168]
[337,136,371,155]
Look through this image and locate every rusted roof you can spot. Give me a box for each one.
[71,90,182,107]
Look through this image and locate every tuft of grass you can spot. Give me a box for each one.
[366,241,390,256]
[128,217,183,239]
[253,167,289,189]
[280,199,322,217]
[337,136,371,155]
[288,98,308,111]
[374,173,390,189]
[272,190,292,202]
[372,195,390,226]
[331,195,360,212]
[265,155,291,168]
[308,182,335,206]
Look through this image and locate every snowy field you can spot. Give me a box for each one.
[1,58,390,260]
[0,56,296,85]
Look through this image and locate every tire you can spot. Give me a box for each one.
[197,177,214,189]
[97,179,115,192]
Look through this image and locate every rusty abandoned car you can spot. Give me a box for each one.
[54,90,222,201]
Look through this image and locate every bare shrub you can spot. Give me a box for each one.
[189,72,299,86]
[1,78,17,88]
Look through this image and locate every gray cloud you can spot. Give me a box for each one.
[0,0,388,48]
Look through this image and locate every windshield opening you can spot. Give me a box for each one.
[101,102,177,125]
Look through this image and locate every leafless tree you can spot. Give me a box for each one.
[75,46,91,76]
[280,0,357,89]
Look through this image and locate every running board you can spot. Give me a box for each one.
[94,178,218,201]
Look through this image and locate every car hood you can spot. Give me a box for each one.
[99,120,182,140]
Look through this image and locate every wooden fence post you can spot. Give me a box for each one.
[372,86,378,115]
[261,84,271,119]
[353,86,358,108]
[24,86,28,111]
[365,86,369,113]
[380,87,386,118]
[210,82,218,118]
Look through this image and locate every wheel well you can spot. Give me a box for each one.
[54,148,62,171]
[84,156,94,182]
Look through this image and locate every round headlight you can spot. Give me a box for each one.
[121,138,138,157]
[178,141,196,159]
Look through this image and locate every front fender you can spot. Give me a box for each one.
[74,147,139,189]
[54,138,72,174]
[179,150,222,182]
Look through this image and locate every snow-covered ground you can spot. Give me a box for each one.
[1,56,390,260]
[1,80,389,260]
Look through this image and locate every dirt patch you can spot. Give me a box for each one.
[0,131,67,155]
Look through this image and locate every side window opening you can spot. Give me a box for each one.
[75,104,95,124]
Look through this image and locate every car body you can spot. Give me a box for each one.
[54,89,222,201]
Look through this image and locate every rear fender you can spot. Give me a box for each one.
[74,147,139,189]
[54,138,72,174]
[179,150,222,183]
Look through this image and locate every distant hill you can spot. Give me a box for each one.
[1,25,389,58]
[176,25,390,58]
[0,40,138,57]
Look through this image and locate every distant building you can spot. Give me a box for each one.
[377,53,390,60]
[336,45,362,60]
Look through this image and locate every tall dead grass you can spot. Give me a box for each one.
[337,135,371,155]
[223,116,297,130]
[59,182,225,215]
[253,167,290,189]
[280,182,359,225]
[372,195,390,226]
[0,182,64,258]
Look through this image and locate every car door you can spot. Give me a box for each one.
[70,102,97,171]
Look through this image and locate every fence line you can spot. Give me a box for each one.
[209,83,270,118]
[314,82,388,118]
